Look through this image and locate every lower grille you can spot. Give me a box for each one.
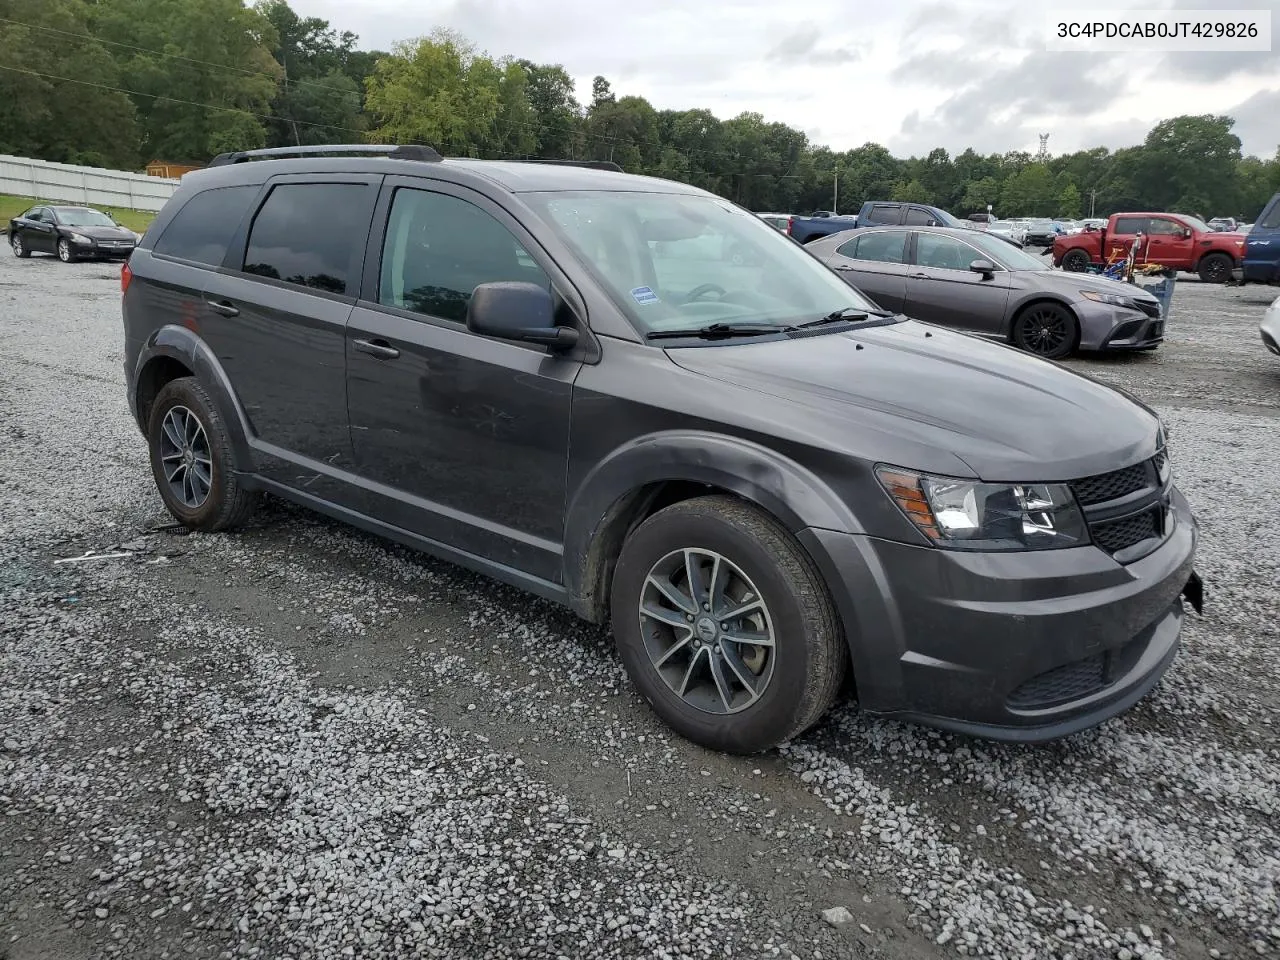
[1092,507,1162,553]
[1007,636,1147,710]
[1008,654,1106,709]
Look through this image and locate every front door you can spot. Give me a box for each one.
[200,175,380,494]
[823,230,910,312]
[344,179,582,583]
[904,231,1013,334]
[24,208,58,253]
[1144,216,1195,268]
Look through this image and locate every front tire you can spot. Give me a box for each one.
[57,239,75,263]
[1061,249,1091,272]
[610,495,846,754]
[11,234,30,258]
[1197,253,1233,284]
[1012,302,1078,359]
[147,377,257,531]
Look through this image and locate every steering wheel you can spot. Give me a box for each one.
[683,283,727,304]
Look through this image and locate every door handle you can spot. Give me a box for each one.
[835,264,855,271]
[912,272,929,279]
[353,338,400,360]
[206,300,239,317]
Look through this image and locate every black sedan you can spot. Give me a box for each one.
[8,205,138,262]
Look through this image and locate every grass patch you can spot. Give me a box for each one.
[0,194,156,233]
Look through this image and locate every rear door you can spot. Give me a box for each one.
[1245,195,1280,281]
[24,208,58,253]
[199,174,380,496]
[904,231,1013,334]
[823,230,911,312]
[1106,216,1149,264]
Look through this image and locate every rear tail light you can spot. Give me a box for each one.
[120,261,133,295]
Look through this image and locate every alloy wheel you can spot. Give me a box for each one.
[158,405,213,509]
[1021,307,1069,356]
[57,240,71,262]
[638,548,776,715]
[11,236,22,257]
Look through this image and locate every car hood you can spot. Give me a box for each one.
[64,225,136,241]
[1027,269,1160,303]
[666,320,1160,481]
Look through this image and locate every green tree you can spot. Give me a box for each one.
[89,0,280,162]
[0,0,140,167]
[959,177,1000,214]
[518,61,580,159]
[891,179,930,203]
[1138,115,1242,216]
[364,29,525,159]
[999,164,1056,216]
[1058,182,1082,218]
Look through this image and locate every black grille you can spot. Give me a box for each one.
[1008,654,1106,709]
[1092,508,1162,552]
[1071,462,1149,505]
[1152,448,1167,476]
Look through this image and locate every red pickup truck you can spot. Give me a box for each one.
[1052,212,1245,283]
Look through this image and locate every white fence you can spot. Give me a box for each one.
[0,154,179,212]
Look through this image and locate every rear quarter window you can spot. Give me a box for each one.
[152,185,260,267]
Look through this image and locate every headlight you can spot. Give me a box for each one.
[1080,289,1139,309]
[69,233,92,244]
[877,466,1089,551]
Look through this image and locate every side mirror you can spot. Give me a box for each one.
[466,281,578,350]
[927,219,940,227]
[969,259,996,278]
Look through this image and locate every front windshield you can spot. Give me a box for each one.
[524,191,881,335]
[966,231,1049,270]
[931,208,964,227]
[58,208,116,227]
[1180,215,1212,232]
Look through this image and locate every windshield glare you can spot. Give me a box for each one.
[525,191,881,335]
[59,208,116,227]
[1179,215,1212,232]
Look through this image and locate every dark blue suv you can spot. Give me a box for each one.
[1244,192,1280,284]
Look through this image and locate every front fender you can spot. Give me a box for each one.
[133,324,255,471]
[562,430,865,618]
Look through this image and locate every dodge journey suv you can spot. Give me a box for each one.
[122,145,1202,753]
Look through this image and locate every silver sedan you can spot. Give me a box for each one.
[1262,292,1280,357]
[807,226,1165,359]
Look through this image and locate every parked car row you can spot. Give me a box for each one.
[115,144,1204,756]
[6,204,140,262]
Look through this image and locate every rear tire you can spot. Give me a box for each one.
[1196,253,1233,284]
[147,377,257,531]
[1061,249,1091,272]
[610,495,846,754]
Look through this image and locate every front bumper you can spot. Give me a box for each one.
[801,487,1199,742]
[1076,301,1164,351]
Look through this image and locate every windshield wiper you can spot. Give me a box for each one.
[646,322,786,341]
[789,306,896,330]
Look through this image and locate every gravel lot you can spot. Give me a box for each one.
[1,252,1278,960]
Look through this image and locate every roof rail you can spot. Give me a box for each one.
[505,159,624,173]
[207,144,443,167]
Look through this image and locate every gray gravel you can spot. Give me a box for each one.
[1,251,1277,960]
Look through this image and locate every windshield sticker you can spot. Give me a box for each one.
[631,286,660,305]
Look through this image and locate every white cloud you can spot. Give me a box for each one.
[290,0,1280,158]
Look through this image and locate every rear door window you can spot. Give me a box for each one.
[842,232,907,263]
[153,185,259,267]
[241,183,369,295]
[867,204,899,225]
[1112,216,1149,235]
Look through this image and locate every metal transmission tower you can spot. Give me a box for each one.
[1037,133,1050,161]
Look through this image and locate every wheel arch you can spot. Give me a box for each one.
[1007,295,1081,347]
[132,325,254,471]
[563,431,865,627]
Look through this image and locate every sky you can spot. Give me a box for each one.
[290,0,1280,160]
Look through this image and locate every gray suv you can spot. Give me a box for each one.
[121,145,1202,754]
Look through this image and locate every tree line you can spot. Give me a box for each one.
[2,0,1279,220]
